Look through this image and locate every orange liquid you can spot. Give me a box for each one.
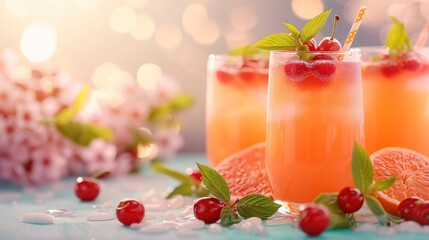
[206,56,268,166]
[266,58,364,203]
[362,63,429,156]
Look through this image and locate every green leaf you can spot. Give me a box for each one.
[236,194,281,220]
[300,9,331,43]
[351,142,374,194]
[55,86,90,124]
[365,195,388,224]
[314,193,356,229]
[148,94,194,123]
[220,206,240,227]
[152,162,194,184]
[371,177,396,192]
[283,23,300,37]
[166,183,193,199]
[197,163,230,203]
[228,45,268,56]
[56,121,113,146]
[385,16,412,54]
[252,33,299,50]
[132,130,152,147]
[169,94,194,111]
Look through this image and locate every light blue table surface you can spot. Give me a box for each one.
[0,154,427,240]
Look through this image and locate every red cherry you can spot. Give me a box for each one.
[317,15,342,51]
[304,38,318,51]
[337,187,364,213]
[74,177,100,201]
[312,60,337,81]
[238,67,256,82]
[381,61,400,77]
[283,61,310,82]
[193,197,224,224]
[412,201,429,226]
[216,70,234,84]
[299,204,330,237]
[317,37,342,51]
[187,169,202,182]
[402,55,423,71]
[398,197,422,221]
[116,198,145,225]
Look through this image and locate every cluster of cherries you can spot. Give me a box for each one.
[299,186,429,237]
[215,59,269,85]
[379,53,425,77]
[284,16,342,84]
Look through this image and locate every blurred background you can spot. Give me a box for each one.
[0,0,428,153]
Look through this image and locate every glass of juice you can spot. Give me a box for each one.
[206,54,268,166]
[361,47,429,156]
[265,49,364,212]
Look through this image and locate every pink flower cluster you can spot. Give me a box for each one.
[0,49,186,186]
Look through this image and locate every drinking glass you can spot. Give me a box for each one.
[206,54,268,166]
[265,49,364,213]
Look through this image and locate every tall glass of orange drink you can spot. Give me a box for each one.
[265,50,364,212]
[361,47,429,156]
[206,55,268,166]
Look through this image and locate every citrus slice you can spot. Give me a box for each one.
[370,147,429,216]
[215,142,272,199]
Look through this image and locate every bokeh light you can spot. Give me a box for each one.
[20,20,57,63]
[229,6,258,31]
[106,70,134,93]
[182,4,208,36]
[92,63,121,90]
[130,15,155,41]
[74,0,99,10]
[137,63,163,90]
[291,0,324,20]
[155,23,182,49]
[109,6,137,33]
[5,0,28,17]
[122,0,148,9]
[190,18,220,45]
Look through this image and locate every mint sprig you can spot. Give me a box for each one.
[152,162,209,199]
[351,142,374,194]
[385,16,412,56]
[197,163,281,227]
[314,193,356,229]
[253,9,331,60]
[228,45,268,57]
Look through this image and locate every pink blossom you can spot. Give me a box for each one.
[79,139,118,174]
[154,130,184,159]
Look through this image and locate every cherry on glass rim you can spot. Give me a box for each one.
[116,198,145,226]
[74,177,100,201]
[299,203,330,237]
[193,197,224,224]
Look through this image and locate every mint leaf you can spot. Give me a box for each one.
[56,121,113,146]
[166,183,193,199]
[371,177,396,192]
[149,94,193,124]
[220,206,240,227]
[300,9,331,43]
[228,45,268,56]
[236,194,281,220]
[253,33,298,50]
[314,193,356,229]
[295,45,312,61]
[385,16,412,55]
[55,86,90,124]
[351,142,373,194]
[152,162,194,184]
[197,163,230,203]
[283,23,300,37]
[365,195,388,224]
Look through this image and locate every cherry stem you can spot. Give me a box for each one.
[89,170,110,179]
[330,15,340,40]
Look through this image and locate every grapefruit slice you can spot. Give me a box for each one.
[215,142,272,199]
[370,147,429,216]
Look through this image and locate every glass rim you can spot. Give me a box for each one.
[269,48,361,56]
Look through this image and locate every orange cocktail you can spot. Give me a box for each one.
[206,55,268,166]
[265,50,364,208]
[361,47,429,156]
